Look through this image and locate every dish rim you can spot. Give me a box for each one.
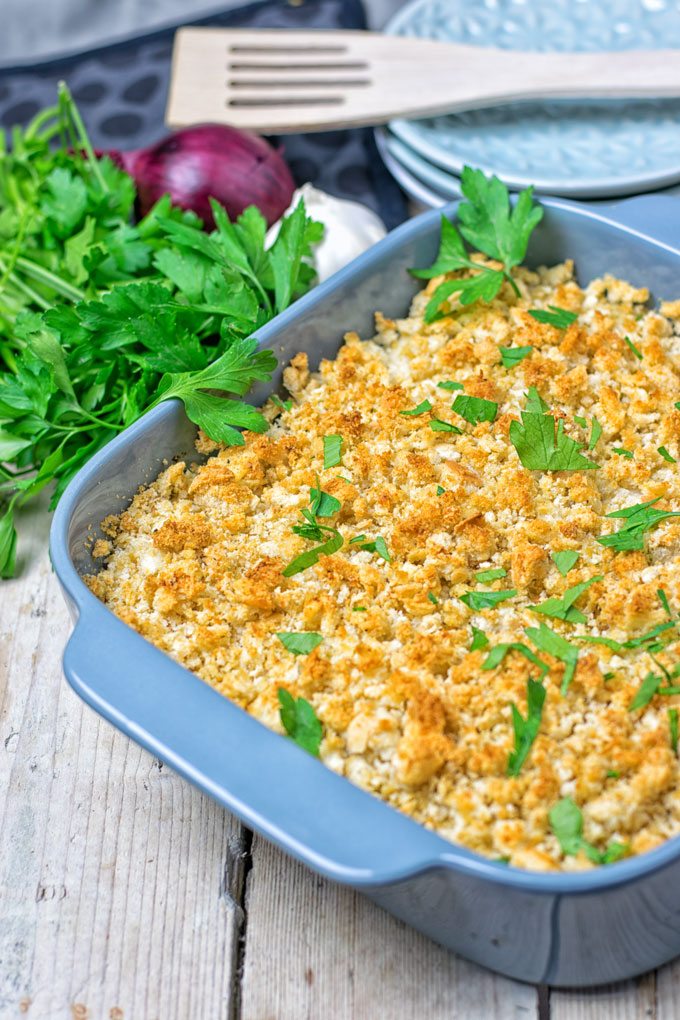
[50,194,680,895]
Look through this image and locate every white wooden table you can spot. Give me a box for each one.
[2,500,680,1019]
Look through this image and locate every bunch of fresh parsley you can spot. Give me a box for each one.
[0,84,322,578]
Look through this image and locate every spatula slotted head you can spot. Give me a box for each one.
[167,28,382,133]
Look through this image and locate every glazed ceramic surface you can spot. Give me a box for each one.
[386,0,680,198]
[52,193,680,986]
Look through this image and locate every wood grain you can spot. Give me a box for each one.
[3,500,680,1018]
[239,834,539,1020]
[0,501,246,1020]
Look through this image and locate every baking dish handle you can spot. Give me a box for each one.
[62,611,456,886]
[595,192,680,252]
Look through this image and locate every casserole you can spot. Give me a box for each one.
[50,193,680,986]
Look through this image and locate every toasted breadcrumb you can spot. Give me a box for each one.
[88,263,680,870]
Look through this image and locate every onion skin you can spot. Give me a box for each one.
[105,124,296,229]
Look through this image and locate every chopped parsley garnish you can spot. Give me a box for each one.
[530,575,602,625]
[482,642,548,677]
[581,619,678,655]
[323,434,343,469]
[509,411,598,472]
[507,678,546,776]
[551,550,580,577]
[612,447,634,459]
[427,592,439,605]
[623,335,643,360]
[525,387,549,414]
[658,446,677,464]
[528,306,578,329]
[525,622,579,695]
[669,708,679,753]
[629,672,662,711]
[284,487,343,576]
[470,626,489,651]
[400,399,432,417]
[658,588,673,618]
[475,567,508,582]
[573,415,587,427]
[352,535,391,562]
[430,419,463,433]
[597,498,680,553]
[606,769,620,779]
[276,632,323,655]
[460,589,517,611]
[588,417,603,451]
[353,605,367,612]
[283,529,343,578]
[437,380,464,392]
[278,688,323,756]
[452,394,498,425]
[499,345,533,368]
[549,797,627,865]
[436,485,445,496]
[411,168,543,321]
[310,485,341,518]
[271,395,292,412]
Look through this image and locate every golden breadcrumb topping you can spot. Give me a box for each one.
[88,261,680,871]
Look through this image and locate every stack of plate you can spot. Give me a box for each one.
[377,0,680,208]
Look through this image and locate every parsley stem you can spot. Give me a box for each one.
[57,82,109,195]
[23,104,60,141]
[0,262,51,310]
[13,257,85,303]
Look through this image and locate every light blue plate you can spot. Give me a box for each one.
[386,0,680,198]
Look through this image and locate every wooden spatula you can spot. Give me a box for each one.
[166,27,680,135]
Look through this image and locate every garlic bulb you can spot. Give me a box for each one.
[266,183,386,283]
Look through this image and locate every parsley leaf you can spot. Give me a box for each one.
[283,529,343,578]
[500,345,532,368]
[460,589,517,611]
[549,797,627,865]
[669,708,679,753]
[400,399,432,417]
[658,446,677,464]
[525,622,579,695]
[427,592,439,605]
[482,642,549,677]
[551,550,580,577]
[276,632,323,655]
[437,380,464,392]
[475,567,507,582]
[528,306,578,329]
[623,335,643,360]
[509,412,599,472]
[430,419,463,433]
[507,678,546,776]
[612,447,634,459]
[452,394,498,425]
[597,498,680,553]
[0,507,18,580]
[310,486,341,518]
[629,672,663,711]
[470,626,489,651]
[436,485,446,496]
[353,535,391,562]
[525,387,549,414]
[588,417,603,451]
[411,169,542,321]
[323,434,343,469]
[530,576,602,625]
[277,688,323,756]
[271,395,292,412]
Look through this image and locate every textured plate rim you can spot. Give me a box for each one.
[384,0,680,198]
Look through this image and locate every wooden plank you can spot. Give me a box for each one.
[657,960,680,1017]
[240,834,539,1020]
[550,973,656,1020]
[0,501,246,1019]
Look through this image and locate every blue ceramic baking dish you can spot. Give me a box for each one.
[51,193,680,988]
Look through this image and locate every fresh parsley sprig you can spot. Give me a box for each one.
[411,167,543,323]
[597,498,680,553]
[509,401,599,473]
[508,678,546,776]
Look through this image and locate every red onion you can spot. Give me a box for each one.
[103,124,295,229]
